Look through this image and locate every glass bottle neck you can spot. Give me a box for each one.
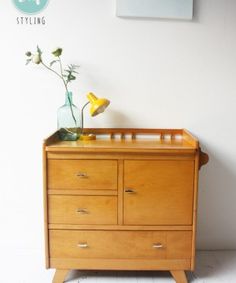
[65,91,73,105]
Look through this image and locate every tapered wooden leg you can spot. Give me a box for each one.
[52,269,70,283]
[170,270,188,283]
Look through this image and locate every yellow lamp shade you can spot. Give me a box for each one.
[87,92,110,117]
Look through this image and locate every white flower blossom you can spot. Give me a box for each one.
[32,53,41,64]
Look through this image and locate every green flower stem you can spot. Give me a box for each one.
[58,57,77,126]
[41,61,63,80]
[58,57,65,82]
[41,60,77,126]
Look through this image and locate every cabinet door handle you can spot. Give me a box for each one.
[77,243,89,248]
[124,188,136,194]
[76,172,88,178]
[152,243,164,249]
[77,208,89,214]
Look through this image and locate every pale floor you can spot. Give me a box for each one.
[4,251,236,283]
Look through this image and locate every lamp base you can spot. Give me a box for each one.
[79,134,96,141]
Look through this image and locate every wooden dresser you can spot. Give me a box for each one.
[43,128,208,283]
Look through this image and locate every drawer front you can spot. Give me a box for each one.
[49,195,117,225]
[124,160,194,225]
[49,230,192,260]
[48,160,117,190]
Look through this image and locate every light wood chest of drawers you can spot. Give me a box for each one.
[43,128,208,283]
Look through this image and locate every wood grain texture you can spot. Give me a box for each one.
[117,159,124,225]
[170,270,188,283]
[48,224,192,231]
[49,230,192,260]
[52,269,69,283]
[81,128,184,135]
[199,148,209,169]
[45,128,198,153]
[191,150,200,270]
[48,159,117,190]
[46,140,195,153]
[43,128,205,277]
[124,160,194,225]
[48,189,117,196]
[48,152,195,160]
[48,195,117,225]
[50,258,191,271]
[42,141,49,268]
[182,129,199,148]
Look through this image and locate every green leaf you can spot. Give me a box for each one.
[68,74,76,81]
[37,45,42,55]
[50,60,58,67]
[66,64,80,72]
[71,64,80,68]
[25,51,32,57]
[72,70,79,74]
[26,59,31,65]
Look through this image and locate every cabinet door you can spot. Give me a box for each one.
[124,160,194,225]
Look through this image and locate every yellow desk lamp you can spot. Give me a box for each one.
[80,92,110,140]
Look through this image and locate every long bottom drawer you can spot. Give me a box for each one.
[49,230,192,260]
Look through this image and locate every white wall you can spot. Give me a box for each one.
[0,0,236,265]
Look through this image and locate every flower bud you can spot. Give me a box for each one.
[32,53,42,64]
[52,47,63,57]
[25,51,32,57]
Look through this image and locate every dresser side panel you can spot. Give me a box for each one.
[43,142,49,268]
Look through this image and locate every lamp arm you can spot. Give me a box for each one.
[81,101,90,135]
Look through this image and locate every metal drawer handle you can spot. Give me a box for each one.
[153,243,164,249]
[76,172,88,178]
[77,208,89,214]
[77,243,89,248]
[125,188,136,194]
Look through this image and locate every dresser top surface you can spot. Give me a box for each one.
[44,128,199,153]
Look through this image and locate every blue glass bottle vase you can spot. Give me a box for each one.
[57,91,81,141]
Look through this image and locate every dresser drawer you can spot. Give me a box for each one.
[48,195,117,225]
[48,160,117,190]
[49,230,192,260]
